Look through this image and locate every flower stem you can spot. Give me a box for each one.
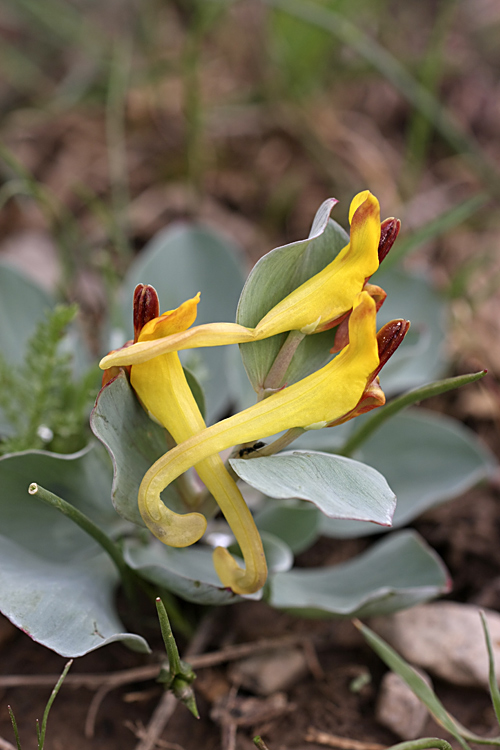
[38,660,72,750]
[259,330,305,399]
[27,483,136,600]
[246,427,305,458]
[340,370,487,456]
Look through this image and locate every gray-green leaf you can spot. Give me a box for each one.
[237,201,348,390]
[231,450,396,527]
[268,530,450,617]
[0,537,149,657]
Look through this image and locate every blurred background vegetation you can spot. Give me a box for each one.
[0,0,499,397]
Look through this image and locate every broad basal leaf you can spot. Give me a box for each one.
[255,500,320,554]
[0,444,123,561]
[123,539,249,606]
[0,535,149,657]
[268,530,450,617]
[373,268,446,394]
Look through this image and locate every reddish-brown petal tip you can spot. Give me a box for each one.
[376,319,410,374]
[133,284,160,342]
[378,218,401,264]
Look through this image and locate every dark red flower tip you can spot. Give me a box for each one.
[375,319,410,376]
[378,218,401,264]
[133,284,160,342]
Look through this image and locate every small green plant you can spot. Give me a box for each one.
[8,660,72,750]
[0,303,97,455]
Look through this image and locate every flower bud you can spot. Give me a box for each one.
[374,319,410,378]
[133,284,160,343]
[378,218,401,264]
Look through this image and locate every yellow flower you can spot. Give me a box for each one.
[135,292,409,591]
[99,192,394,371]
[252,191,381,336]
[103,285,267,595]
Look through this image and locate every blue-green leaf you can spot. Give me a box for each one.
[255,500,320,554]
[296,409,495,538]
[373,268,446,394]
[123,539,248,606]
[0,444,124,561]
[0,262,54,364]
[237,201,347,390]
[268,530,450,617]
[0,537,149,657]
[231,450,396,527]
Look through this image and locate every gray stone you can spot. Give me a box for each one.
[371,602,500,689]
[228,647,308,695]
[376,669,431,740]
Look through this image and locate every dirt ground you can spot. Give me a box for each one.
[1,1,500,748]
[2,474,500,750]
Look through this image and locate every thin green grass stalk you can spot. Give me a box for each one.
[8,706,22,750]
[389,740,453,750]
[0,142,80,285]
[403,0,459,193]
[355,619,500,747]
[183,0,206,192]
[28,483,136,600]
[480,612,500,727]
[106,37,133,260]
[4,0,103,52]
[37,661,72,750]
[260,0,500,199]
[340,371,487,457]
[0,39,49,92]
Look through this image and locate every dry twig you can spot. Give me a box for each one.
[305,727,385,750]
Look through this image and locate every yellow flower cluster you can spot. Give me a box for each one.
[100,192,408,595]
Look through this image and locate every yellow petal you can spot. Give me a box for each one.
[99,321,256,369]
[253,192,381,338]
[139,294,200,340]
[131,346,267,593]
[137,291,379,552]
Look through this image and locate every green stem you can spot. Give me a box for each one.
[8,706,22,750]
[260,330,306,398]
[156,597,183,675]
[38,661,72,750]
[155,597,199,718]
[106,36,133,259]
[388,740,453,750]
[340,371,487,457]
[183,0,205,192]
[248,427,305,458]
[27,483,135,600]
